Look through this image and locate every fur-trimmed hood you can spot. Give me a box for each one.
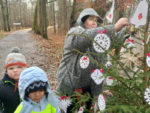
[76,8,103,27]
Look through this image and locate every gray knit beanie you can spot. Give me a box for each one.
[5,47,27,68]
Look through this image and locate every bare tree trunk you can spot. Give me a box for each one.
[62,0,67,32]
[52,2,56,34]
[19,0,22,26]
[0,0,7,31]
[69,0,76,28]
[57,0,62,32]
[33,3,40,34]
[5,0,10,31]
[39,0,47,39]
[33,0,48,39]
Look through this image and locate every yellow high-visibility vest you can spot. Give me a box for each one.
[14,103,56,113]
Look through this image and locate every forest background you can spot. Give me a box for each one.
[0,0,150,112]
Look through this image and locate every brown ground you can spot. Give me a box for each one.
[0,27,65,87]
[31,27,65,86]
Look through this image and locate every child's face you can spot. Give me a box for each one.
[29,90,45,103]
[7,65,24,81]
[84,15,98,29]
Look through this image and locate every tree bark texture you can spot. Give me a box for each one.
[33,0,48,39]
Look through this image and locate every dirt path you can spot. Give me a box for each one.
[0,29,57,85]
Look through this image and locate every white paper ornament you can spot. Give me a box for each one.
[106,76,114,86]
[59,96,72,113]
[93,32,111,53]
[106,0,115,23]
[126,38,135,48]
[129,0,148,28]
[105,54,112,68]
[105,61,112,68]
[78,106,85,113]
[80,56,90,69]
[91,69,105,85]
[98,94,106,111]
[146,53,150,67]
[144,87,150,105]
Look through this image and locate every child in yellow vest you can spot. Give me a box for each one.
[14,66,61,113]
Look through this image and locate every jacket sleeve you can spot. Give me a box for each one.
[66,25,114,52]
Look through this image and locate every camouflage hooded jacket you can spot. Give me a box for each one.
[57,8,125,96]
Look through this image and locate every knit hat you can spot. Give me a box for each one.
[25,81,47,97]
[5,47,27,68]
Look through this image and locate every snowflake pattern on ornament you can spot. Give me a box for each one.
[91,69,105,85]
[144,87,150,105]
[98,94,106,111]
[59,96,72,113]
[80,56,90,69]
[146,53,150,67]
[93,30,111,53]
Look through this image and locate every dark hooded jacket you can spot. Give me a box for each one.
[57,8,125,96]
[0,74,20,113]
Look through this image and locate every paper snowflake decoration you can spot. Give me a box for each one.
[146,53,150,67]
[80,56,90,69]
[59,96,72,113]
[91,69,105,85]
[98,94,106,111]
[93,32,111,53]
[144,87,150,105]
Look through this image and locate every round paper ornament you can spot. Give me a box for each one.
[98,94,106,111]
[80,56,90,69]
[93,33,111,53]
[105,61,112,68]
[144,87,150,105]
[146,53,150,67]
